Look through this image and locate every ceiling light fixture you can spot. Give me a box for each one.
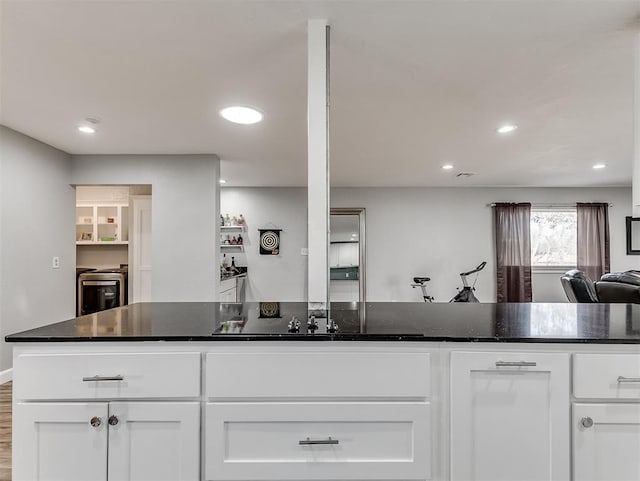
[220,106,263,125]
[77,117,100,134]
[442,164,454,170]
[592,163,606,169]
[497,124,518,134]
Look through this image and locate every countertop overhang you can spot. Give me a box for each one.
[6,302,640,344]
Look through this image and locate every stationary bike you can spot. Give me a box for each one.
[412,261,487,303]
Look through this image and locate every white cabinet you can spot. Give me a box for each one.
[573,353,640,481]
[450,351,570,481]
[108,402,200,481]
[14,402,109,481]
[329,242,358,267]
[220,277,238,302]
[13,351,201,481]
[204,349,432,481]
[76,203,129,245]
[14,401,200,481]
[573,403,640,481]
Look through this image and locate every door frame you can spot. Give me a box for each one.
[330,208,366,302]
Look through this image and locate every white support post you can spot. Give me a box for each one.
[307,19,330,307]
[633,24,640,216]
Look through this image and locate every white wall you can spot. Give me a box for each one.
[332,187,637,302]
[0,126,75,370]
[71,155,220,302]
[221,188,308,301]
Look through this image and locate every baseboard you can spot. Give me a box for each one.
[0,368,13,385]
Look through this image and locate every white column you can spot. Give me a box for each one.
[633,25,640,216]
[307,19,330,307]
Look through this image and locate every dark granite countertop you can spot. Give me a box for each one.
[6,302,640,343]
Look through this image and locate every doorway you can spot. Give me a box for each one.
[330,208,366,302]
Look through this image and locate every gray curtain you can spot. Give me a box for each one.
[494,203,532,302]
[577,203,610,281]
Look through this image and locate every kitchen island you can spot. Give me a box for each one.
[7,302,640,481]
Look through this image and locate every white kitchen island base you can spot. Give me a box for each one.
[10,341,640,481]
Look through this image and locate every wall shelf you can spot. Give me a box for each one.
[77,241,129,246]
[220,245,244,251]
[220,225,246,231]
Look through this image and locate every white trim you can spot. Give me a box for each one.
[532,266,577,274]
[0,368,13,384]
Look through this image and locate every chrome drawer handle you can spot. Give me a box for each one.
[82,375,124,382]
[495,361,537,367]
[617,376,640,383]
[299,437,339,445]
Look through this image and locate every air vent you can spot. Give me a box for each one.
[456,172,475,178]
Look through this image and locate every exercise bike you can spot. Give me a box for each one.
[412,261,487,303]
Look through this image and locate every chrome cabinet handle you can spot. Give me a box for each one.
[495,361,537,367]
[299,437,339,445]
[108,415,119,426]
[90,416,102,428]
[617,376,640,383]
[82,375,124,382]
[581,417,594,428]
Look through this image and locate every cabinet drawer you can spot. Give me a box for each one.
[574,354,640,399]
[205,351,430,399]
[205,402,431,480]
[14,352,201,400]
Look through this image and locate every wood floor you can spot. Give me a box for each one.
[0,382,11,481]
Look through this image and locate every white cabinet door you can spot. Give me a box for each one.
[14,402,108,481]
[450,352,570,481]
[108,402,200,481]
[339,242,359,266]
[573,403,640,481]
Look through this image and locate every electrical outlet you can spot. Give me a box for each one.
[52,256,60,269]
[300,248,309,256]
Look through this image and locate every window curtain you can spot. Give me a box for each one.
[494,203,532,302]
[577,203,610,281]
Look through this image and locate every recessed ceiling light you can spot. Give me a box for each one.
[77,125,96,134]
[442,164,454,170]
[220,106,263,125]
[497,124,518,134]
[219,179,227,184]
[592,163,606,169]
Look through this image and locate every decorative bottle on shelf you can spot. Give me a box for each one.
[221,253,229,271]
[231,236,237,245]
[220,214,224,226]
[231,256,237,271]
[237,234,243,245]
[238,214,246,226]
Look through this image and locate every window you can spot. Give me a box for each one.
[530,209,577,268]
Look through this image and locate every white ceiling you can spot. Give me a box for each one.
[1,0,639,187]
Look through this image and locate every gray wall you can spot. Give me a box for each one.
[0,126,75,370]
[72,154,220,302]
[222,186,636,302]
[221,188,308,301]
[332,187,637,302]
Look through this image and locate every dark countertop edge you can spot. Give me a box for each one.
[6,335,640,344]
